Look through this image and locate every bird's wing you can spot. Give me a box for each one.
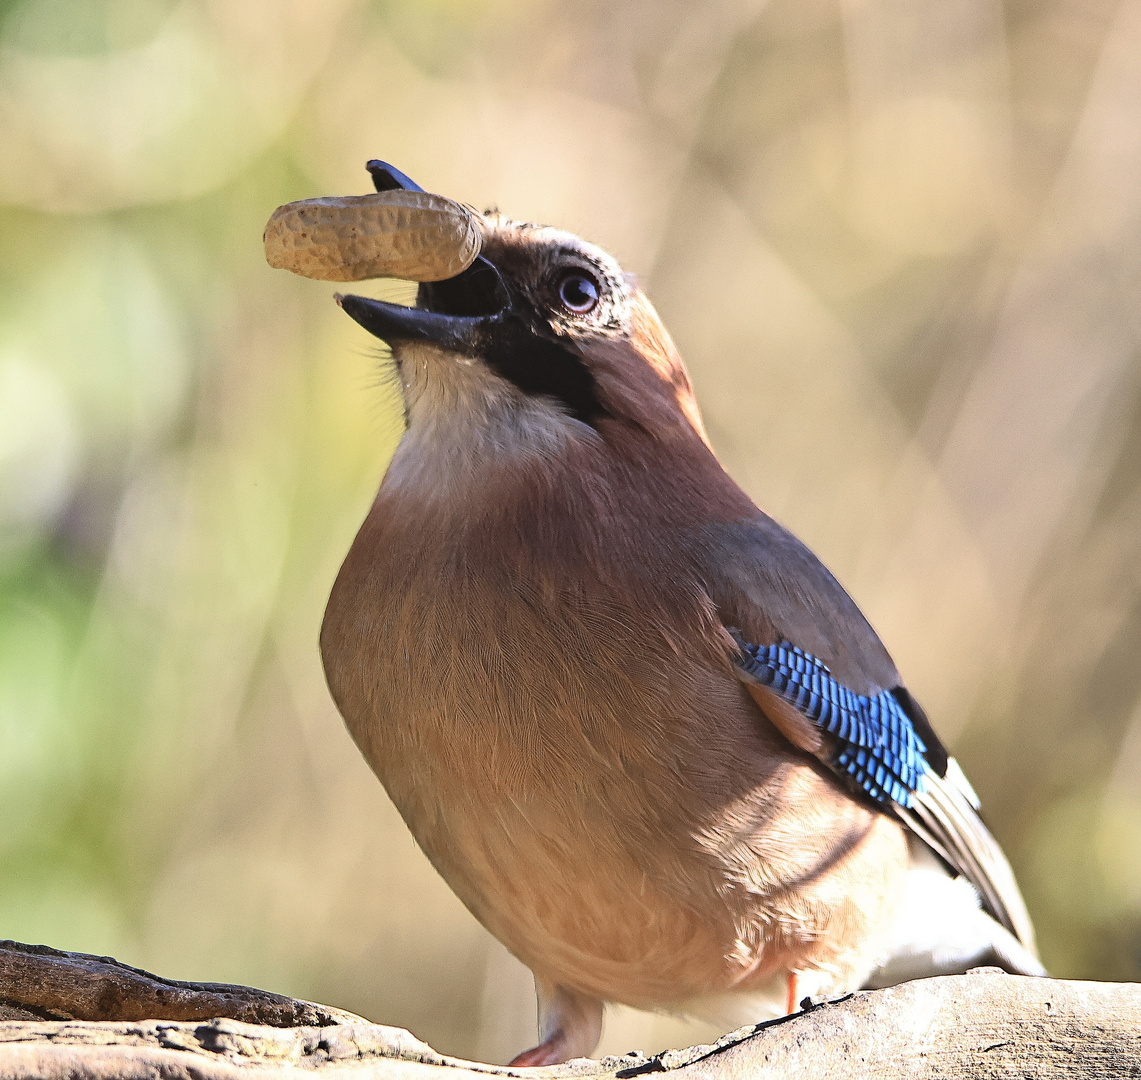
[730,632,1038,958]
[703,514,1038,958]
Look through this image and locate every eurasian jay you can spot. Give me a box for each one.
[318,163,1045,1067]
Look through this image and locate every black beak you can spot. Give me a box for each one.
[339,159,514,354]
[365,159,424,193]
[337,254,511,353]
[336,293,498,354]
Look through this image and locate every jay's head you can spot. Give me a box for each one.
[337,216,710,452]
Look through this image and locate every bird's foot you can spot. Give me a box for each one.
[508,1032,575,1068]
[510,981,603,1066]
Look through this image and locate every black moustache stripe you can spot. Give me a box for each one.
[483,317,608,427]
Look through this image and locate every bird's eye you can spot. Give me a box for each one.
[557,271,600,314]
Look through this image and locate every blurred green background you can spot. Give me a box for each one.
[1,0,1140,1063]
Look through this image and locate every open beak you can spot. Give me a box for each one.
[336,294,492,353]
[337,255,511,353]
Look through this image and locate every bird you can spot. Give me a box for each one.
[318,161,1046,1067]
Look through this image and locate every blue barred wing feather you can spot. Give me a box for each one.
[734,637,929,808]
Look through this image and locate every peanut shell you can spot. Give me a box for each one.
[263,190,482,282]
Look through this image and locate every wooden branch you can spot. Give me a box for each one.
[0,940,364,1027]
[1,941,1138,1078]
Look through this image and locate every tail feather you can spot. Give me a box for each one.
[864,836,1046,990]
[899,756,1039,958]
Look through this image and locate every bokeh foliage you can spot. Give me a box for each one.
[1,0,1139,1062]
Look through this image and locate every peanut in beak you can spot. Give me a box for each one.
[263,190,483,283]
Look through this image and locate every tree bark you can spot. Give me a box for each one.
[0,939,364,1027]
[1,940,1138,1078]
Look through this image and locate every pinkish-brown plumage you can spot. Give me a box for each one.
[320,209,1042,1065]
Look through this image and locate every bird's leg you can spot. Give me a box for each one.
[785,971,797,1015]
[508,979,603,1067]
